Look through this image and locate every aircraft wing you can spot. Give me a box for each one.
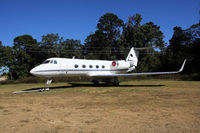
[89,59,186,77]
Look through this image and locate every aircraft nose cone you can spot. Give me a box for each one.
[30,66,43,77]
[30,68,35,75]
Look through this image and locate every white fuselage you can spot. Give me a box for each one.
[29,48,186,81]
[30,58,132,78]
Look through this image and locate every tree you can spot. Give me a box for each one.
[40,33,60,61]
[39,33,83,60]
[121,14,165,72]
[0,41,4,67]
[189,39,200,76]
[85,13,124,60]
[3,46,16,80]
[165,27,189,71]
[122,14,165,49]
[5,35,39,79]
[166,24,200,80]
[59,39,82,58]
[0,41,7,75]
[13,34,39,66]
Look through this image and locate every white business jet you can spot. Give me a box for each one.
[30,47,186,90]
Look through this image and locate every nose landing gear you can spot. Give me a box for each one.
[40,79,52,91]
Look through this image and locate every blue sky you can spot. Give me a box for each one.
[0,0,199,46]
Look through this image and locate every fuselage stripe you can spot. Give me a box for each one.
[35,69,127,72]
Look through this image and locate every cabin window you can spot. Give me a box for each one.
[82,65,86,68]
[102,65,105,69]
[43,60,50,64]
[96,65,99,69]
[89,65,93,68]
[54,60,57,64]
[74,64,78,68]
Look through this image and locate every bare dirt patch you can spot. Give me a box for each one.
[0,80,200,133]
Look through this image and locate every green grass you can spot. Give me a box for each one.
[0,80,200,94]
[1,80,200,108]
[0,80,199,103]
[0,80,200,133]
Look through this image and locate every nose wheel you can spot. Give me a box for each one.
[40,79,52,91]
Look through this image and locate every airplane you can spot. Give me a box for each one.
[30,47,186,91]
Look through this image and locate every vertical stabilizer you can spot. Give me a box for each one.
[126,47,139,72]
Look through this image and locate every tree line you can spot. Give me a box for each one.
[0,13,199,80]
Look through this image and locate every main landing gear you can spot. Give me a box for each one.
[40,79,52,91]
[92,78,120,86]
[92,80,99,85]
[114,77,119,86]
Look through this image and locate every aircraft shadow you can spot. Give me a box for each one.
[68,83,165,88]
[22,83,165,92]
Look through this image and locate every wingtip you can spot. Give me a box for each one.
[179,59,186,72]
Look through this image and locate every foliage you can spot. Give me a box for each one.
[0,13,199,80]
[121,14,165,72]
[84,13,124,60]
[0,41,4,67]
[1,34,82,79]
[3,35,39,79]
[165,24,200,80]
[59,38,82,58]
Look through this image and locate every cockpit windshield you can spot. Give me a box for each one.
[43,60,58,64]
[43,60,50,64]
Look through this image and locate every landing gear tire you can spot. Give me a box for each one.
[113,78,119,86]
[40,79,52,92]
[92,80,99,85]
[39,87,49,92]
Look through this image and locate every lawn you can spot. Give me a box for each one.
[0,80,200,133]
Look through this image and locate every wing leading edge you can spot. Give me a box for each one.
[89,59,186,77]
